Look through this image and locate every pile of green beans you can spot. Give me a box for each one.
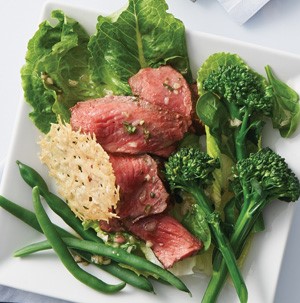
[0,161,191,296]
[0,192,152,293]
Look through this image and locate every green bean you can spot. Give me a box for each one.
[14,240,155,293]
[0,194,42,232]
[16,161,101,243]
[13,232,190,294]
[75,250,155,293]
[32,186,126,294]
[65,237,189,294]
[14,240,51,257]
[0,195,153,292]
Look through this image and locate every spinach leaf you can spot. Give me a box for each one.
[265,65,300,137]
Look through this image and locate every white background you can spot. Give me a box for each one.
[0,0,300,302]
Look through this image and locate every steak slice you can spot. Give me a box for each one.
[129,66,192,122]
[127,214,202,268]
[109,154,169,221]
[70,95,189,157]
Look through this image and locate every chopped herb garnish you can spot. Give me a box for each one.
[123,121,137,134]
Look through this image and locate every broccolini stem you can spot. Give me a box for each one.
[231,196,267,253]
[234,107,251,161]
[188,186,248,303]
[202,262,227,303]
[202,192,267,303]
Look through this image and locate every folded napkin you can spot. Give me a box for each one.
[217,0,271,24]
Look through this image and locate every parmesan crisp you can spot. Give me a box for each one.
[39,121,119,222]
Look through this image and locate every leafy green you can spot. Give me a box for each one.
[178,133,202,149]
[196,92,235,160]
[265,65,300,137]
[182,203,211,251]
[21,10,101,133]
[88,0,192,95]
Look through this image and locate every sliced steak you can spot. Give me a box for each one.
[127,214,202,268]
[109,154,169,221]
[129,66,192,123]
[70,95,188,157]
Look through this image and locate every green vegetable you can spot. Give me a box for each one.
[197,52,300,302]
[21,10,101,133]
[63,237,190,294]
[14,234,190,294]
[14,238,154,293]
[165,147,248,303]
[88,0,192,96]
[182,203,211,251]
[202,148,300,302]
[265,65,300,137]
[197,52,273,162]
[16,160,102,244]
[0,194,154,292]
[232,148,300,248]
[32,186,126,293]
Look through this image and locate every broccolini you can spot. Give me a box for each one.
[202,148,300,302]
[165,147,248,303]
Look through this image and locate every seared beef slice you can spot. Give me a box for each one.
[70,96,189,157]
[129,65,192,123]
[128,214,202,268]
[109,154,169,221]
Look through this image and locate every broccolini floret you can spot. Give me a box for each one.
[230,147,300,250]
[166,147,220,190]
[203,64,274,116]
[197,53,275,162]
[165,147,248,303]
[233,147,300,203]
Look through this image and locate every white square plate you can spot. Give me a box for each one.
[0,2,300,303]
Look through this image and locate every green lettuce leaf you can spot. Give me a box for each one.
[88,0,192,95]
[21,10,100,133]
